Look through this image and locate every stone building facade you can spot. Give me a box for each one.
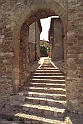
[0,0,83,114]
[49,18,64,60]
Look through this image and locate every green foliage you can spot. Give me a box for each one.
[40,45,48,57]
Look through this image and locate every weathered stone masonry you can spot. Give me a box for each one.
[28,21,42,61]
[49,18,64,60]
[35,21,42,60]
[0,0,83,114]
[67,0,83,113]
[20,23,29,88]
[29,22,37,61]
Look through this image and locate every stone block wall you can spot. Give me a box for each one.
[49,27,54,58]
[54,18,64,60]
[19,23,29,87]
[0,1,15,104]
[50,18,64,60]
[1,0,83,114]
[29,22,36,61]
[36,21,42,60]
[28,21,41,61]
[67,0,83,113]
[28,42,36,61]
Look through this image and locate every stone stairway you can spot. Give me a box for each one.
[0,57,67,124]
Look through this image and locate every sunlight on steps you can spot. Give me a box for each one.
[8,57,67,124]
[30,79,65,81]
[15,113,64,124]
[32,76,65,78]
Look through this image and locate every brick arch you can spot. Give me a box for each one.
[12,0,67,93]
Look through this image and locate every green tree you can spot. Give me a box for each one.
[40,45,48,57]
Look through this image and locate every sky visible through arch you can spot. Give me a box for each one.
[40,16,59,41]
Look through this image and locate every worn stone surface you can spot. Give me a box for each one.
[28,21,41,61]
[0,58,83,124]
[0,0,83,115]
[66,0,83,113]
[0,57,66,123]
[19,23,29,88]
[29,22,36,61]
[49,18,64,60]
[0,0,67,105]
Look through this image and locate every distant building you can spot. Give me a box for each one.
[49,18,64,60]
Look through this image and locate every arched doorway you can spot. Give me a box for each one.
[12,0,67,94]
[0,0,83,115]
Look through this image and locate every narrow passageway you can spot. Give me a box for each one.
[0,57,67,124]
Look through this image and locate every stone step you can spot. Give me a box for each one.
[10,94,66,108]
[22,87,66,94]
[33,73,64,76]
[0,112,64,124]
[34,72,64,74]
[36,70,62,73]
[37,68,59,70]
[35,71,63,74]
[41,65,54,67]
[0,58,66,124]
[14,103,66,119]
[41,63,52,65]
[41,66,54,68]
[24,96,66,108]
[15,113,64,124]
[26,83,65,88]
[31,75,65,80]
[40,68,58,70]
[29,78,65,83]
[10,94,66,106]
[21,92,66,101]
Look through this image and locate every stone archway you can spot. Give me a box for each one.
[12,0,67,93]
[1,0,83,115]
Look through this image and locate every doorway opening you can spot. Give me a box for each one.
[12,0,67,92]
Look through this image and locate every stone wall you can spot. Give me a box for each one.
[28,21,41,61]
[51,18,64,60]
[35,21,42,60]
[2,0,83,114]
[0,1,15,103]
[49,27,54,58]
[20,23,29,87]
[66,0,83,113]
[29,22,36,61]
[49,18,64,60]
